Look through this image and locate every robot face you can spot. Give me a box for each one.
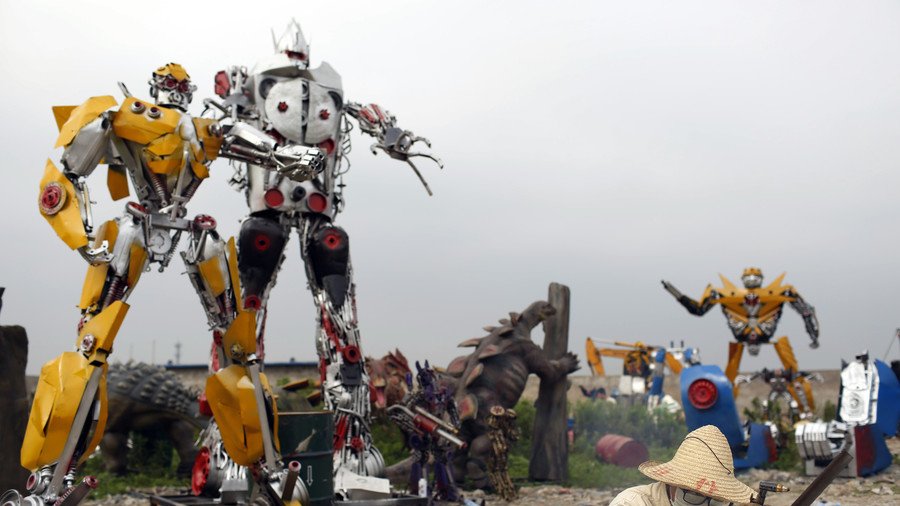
[149,63,196,111]
[741,267,763,288]
[273,19,310,69]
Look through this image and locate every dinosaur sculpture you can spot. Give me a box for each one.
[101,362,208,476]
[441,300,580,487]
[366,349,412,411]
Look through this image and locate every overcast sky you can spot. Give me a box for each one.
[2,1,900,376]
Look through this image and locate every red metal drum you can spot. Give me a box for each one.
[595,434,649,468]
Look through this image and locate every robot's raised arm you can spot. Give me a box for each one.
[345,101,443,195]
[661,280,717,316]
[787,289,820,347]
[43,96,119,263]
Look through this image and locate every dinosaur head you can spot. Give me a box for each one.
[514,300,556,331]
[366,349,411,410]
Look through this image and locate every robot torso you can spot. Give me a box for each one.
[710,274,795,344]
[243,57,344,217]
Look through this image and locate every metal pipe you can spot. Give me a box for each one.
[790,441,853,506]
[281,460,300,503]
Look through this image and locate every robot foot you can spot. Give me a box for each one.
[1,475,98,506]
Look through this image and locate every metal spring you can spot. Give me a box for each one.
[158,231,182,272]
[149,172,170,205]
[181,178,202,201]
[102,276,126,308]
[222,292,234,316]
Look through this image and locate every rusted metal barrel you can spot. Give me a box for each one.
[595,434,649,468]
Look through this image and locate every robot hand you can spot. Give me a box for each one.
[272,144,326,182]
[353,103,443,195]
[219,122,325,182]
[661,280,683,299]
[809,338,820,349]
[371,126,443,196]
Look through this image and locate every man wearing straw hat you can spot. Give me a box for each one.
[610,425,755,506]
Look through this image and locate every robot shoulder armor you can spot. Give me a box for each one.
[112,97,181,145]
[307,61,342,91]
[54,95,118,148]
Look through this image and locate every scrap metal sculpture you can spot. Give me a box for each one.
[663,267,820,415]
[736,368,823,432]
[4,63,315,506]
[389,362,464,502]
[207,20,441,494]
[486,406,519,501]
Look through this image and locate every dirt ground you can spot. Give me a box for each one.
[85,439,900,506]
[470,438,900,506]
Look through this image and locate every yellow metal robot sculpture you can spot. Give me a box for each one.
[661,268,820,417]
[3,64,322,506]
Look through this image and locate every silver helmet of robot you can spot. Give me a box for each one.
[148,63,197,112]
[741,267,763,289]
[273,18,310,69]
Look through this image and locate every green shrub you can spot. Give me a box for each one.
[573,400,686,449]
[821,400,837,422]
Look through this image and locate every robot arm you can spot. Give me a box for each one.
[43,98,119,264]
[661,280,716,316]
[787,289,820,348]
[216,120,325,182]
[345,101,443,195]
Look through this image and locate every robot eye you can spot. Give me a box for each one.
[285,50,307,61]
[164,76,177,89]
[178,80,191,93]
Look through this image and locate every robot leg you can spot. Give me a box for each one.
[725,341,744,398]
[183,226,305,503]
[773,336,815,414]
[300,221,387,486]
[433,454,459,501]
[15,216,144,504]
[236,213,290,361]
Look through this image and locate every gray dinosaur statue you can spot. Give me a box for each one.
[101,361,208,476]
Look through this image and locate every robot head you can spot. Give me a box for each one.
[741,267,763,289]
[272,19,310,69]
[148,63,196,111]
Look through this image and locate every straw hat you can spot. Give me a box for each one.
[638,425,755,504]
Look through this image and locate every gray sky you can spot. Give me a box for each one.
[2,1,900,376]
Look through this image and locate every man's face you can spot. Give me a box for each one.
[670,487,733,506]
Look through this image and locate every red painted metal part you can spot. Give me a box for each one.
[191,447,211,496]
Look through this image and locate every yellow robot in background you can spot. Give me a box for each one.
[4,64,322,506]
[662,267,820,417]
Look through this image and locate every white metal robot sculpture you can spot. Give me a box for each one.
[3,64,322,506]
[206,20,442,496]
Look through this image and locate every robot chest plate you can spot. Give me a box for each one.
[263,77,341,145]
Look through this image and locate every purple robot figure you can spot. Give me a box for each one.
[389,361,465,503]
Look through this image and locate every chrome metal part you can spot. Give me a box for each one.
[61,116,111,178]
[246,362,278,473]
[839,354,879,425]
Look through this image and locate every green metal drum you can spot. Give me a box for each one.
[278,411,334,505]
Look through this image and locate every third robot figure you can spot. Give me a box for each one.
[662,267,820,417]
[207,19,442,492]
